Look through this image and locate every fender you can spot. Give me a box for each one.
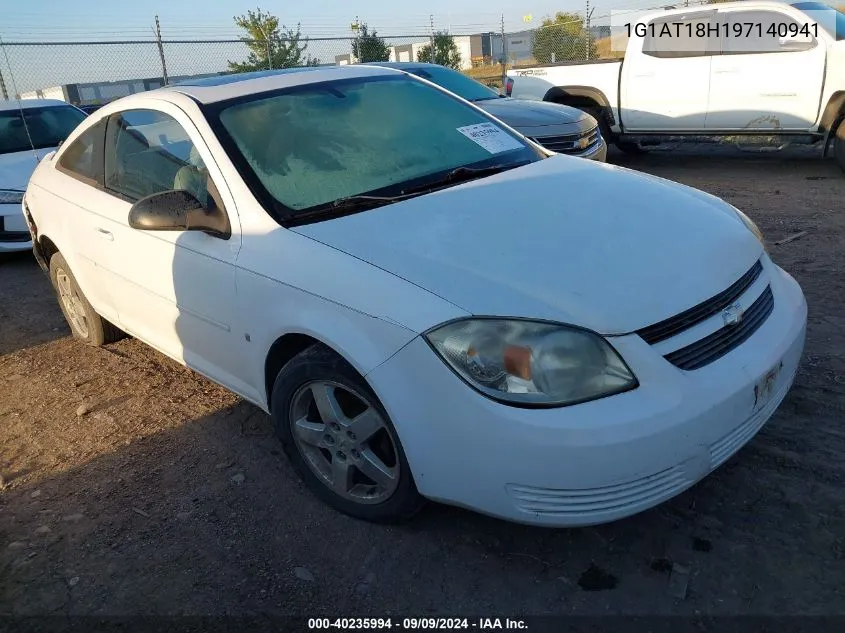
[541,85,617,128]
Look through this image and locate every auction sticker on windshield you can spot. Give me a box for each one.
[457,123,524,154]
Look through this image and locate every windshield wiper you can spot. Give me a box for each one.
[330,164,524,208]
[285,191,423,225]
[285,162,529,226]
[443,161,528,183]
[331,191,425,210]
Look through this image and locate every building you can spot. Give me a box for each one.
[18,73,226,107]
[337,34,510,70]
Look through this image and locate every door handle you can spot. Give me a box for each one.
[633,72,655,78]
[714,68,738,74]
[96,228,114,241]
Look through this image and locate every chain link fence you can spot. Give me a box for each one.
[0,23,614,106]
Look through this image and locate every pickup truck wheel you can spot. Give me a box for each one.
[49,253,124,347]
[582,106,612,142]
[834,121,845,173]
[271,343,425,524]
[615,141,648,155]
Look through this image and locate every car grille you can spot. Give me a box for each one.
[530,126,600,154]
[635,259,774,371]
[506,465,689,518]
[637,260,763,345]
[664,286,774,371]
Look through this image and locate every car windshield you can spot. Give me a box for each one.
[210,74,541,222]
[404,65,502,102]
[792,2,845,39]
[0,105,86,155]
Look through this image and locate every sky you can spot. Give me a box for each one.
[1,0,636,41]
[0,0,659,95]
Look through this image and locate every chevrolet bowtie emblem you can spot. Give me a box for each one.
[722,303,744,327]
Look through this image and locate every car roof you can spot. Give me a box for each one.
[362,61,440,70]
[0,99,73,112]
[164,64,403,104]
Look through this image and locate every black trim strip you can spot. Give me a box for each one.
[637,260,763,345]
[0,231,31,242]
[665,286,774,371]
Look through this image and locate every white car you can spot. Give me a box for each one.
[23,66,807,526]
[1,99,87,252]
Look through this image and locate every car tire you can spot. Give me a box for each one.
[834,121,845,174]
[581,106,647,156]
[271,343,424,523]
[583,106,612,142]
[49,253,124,346]
[615,140,648,155]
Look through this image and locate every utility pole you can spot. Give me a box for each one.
[500,14,506,92]
[585,1,594,61]
[352,16,360,62]
[154,15,169,85]
[429,15,435,63]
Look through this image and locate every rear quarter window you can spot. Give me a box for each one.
[56,120,107,186]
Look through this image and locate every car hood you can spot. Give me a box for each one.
[0,148,54,190]
[476,98,590,128]
[292,156,763,335]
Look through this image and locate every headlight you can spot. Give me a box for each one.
[0,190,25,205]
[425,319,637,407]
[731,206,764,244]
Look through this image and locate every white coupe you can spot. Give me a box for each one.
[23,65,807,526]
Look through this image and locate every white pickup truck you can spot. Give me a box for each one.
[506,1,845,170]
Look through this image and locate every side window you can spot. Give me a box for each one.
[721,11,817,54]
[643,14,720,58]
[57,120,106,186]
[104,109,213,207]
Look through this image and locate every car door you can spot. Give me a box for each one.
[621,10,719,131]
[706,8,826,131]
[95,103,250,396]
[29,118,121,324]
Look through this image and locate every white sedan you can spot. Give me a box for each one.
[23,66,807,526]
[1,99,87,252]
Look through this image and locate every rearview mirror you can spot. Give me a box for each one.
[128,190,230,239]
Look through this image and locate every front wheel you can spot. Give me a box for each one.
[834,121,845,173]
[271,344,424,523]
[49,253,124,346]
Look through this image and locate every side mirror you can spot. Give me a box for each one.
[128,190,230,239]
[778,35,814,51]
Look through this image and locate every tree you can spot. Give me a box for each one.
[351,23,391,62]
[417,32,462,69]
[531,12,596,64]
[228,8,319,72]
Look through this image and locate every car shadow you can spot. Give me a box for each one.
[2,387,841,617]
[0,251,68,356]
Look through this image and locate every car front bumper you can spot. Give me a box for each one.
[0,203,32,253]
[366,260,807,527]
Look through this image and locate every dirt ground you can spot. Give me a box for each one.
[1,144,844,621]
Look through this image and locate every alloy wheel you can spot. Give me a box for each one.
[289,380,400,505]
[56,269,89,338]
